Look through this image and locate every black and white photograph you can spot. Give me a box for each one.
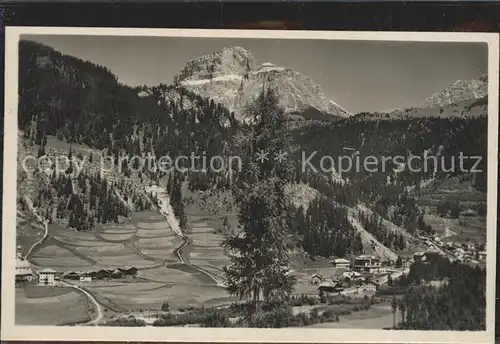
[1,27,498,343]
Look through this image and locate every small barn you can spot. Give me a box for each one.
[318,281,337,293]
[111,269,125,278]
[95,269,112,279]
[311,273,323,285]
[120,267,138,276]
[64,271,81,280]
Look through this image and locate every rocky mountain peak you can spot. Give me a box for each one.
[421,74,488,108]
[174,46,255,85]
[171,47,351,121]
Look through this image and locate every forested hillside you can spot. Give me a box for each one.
[18,40,488,261]
[289,116,487,253]
[18,40,239,232]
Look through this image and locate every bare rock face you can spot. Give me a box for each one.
[421,74,488,108]
[235,63,351,121]
[172,47,351,121]
[174,46,254,85]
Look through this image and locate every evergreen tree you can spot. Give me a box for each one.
[223,88,296,308]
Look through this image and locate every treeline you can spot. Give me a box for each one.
[19,40,143,147]
[292,116,487,195]
[289,194,363,258]
[19,41,238,196]
[396,253,486,330]
[35,170,129,230]
[32,145,154,231]
[294,170,359,207]
[19,40,240,230]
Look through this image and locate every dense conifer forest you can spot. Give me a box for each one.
[396,253,486,330]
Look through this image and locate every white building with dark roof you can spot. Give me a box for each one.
[331,258,350,269]
[353,255,382,273]
[38,268,57,285]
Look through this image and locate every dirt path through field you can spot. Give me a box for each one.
[23,196,49,266]
[61,281,103,325]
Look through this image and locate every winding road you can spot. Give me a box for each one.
[23,196,104,325]
[23,196,49,266]
[61,281,103,326]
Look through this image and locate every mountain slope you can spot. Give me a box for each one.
[421,74,487,108]
[356,74,488,120]
[173,46,351,121]
[377,96,488,120]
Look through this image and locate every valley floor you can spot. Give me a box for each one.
[306,304,393,329]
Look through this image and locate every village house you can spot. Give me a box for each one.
[79,275,92,283]
[330,268,348,282]
[330,258,350,270]
[311,273,323,285]
[318,281,344,294]
[111,269,125,278]
[465,242,476,251]
[63,267,139,282]
[15,257,34,283]
[353,255,382,274]
[461,209,477,217]
[64,271,81,280]
[120,267,138,276]
[342,270,362,282]
[37,268,57,286]
[357,282,377,293]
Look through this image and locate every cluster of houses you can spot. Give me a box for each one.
[311,255,394,295]
[443,242,486,262]
[15,255,58,286]
[307,235,487,296]
[15,248,138,286]
[418,233,487,263]
[63,267,138,281]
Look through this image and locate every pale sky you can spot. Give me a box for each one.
[23,34,487,114]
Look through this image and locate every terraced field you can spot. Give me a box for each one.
[22,202,237,314]
[28,211,180,272]
[182,186,239,284]
[16,136,240,322]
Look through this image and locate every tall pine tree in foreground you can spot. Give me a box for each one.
[223,87,296,308]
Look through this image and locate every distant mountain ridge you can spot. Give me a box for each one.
[172,46,351,121]
[356,74,489,120]
[421,74,487,108]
